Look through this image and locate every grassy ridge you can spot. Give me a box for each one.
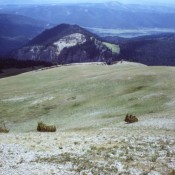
[0,62,175,132]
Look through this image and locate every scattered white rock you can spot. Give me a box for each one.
[2,96,31,102]
[115,161,124,172]
[31,96,54,105]
[54,33,86,55]
[148,171,162,175]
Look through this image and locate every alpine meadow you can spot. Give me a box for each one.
[0,1,175,175]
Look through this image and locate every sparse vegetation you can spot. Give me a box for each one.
[0,123,9,133]
[169,169,175,175]
[37,122,56,132]
[124,114,138,123]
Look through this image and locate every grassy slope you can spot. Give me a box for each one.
[0,62,175,132]
[103,42,120,54]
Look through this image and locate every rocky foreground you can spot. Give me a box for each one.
[1,123,175,175]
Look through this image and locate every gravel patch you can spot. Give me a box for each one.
[1,130,175,175]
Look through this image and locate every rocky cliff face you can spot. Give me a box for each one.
[12,24,118,64]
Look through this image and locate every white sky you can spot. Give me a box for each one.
[0,0,175,5]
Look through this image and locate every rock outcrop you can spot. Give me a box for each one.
[11,24,119,64]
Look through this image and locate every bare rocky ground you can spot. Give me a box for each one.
[0,123,175,175]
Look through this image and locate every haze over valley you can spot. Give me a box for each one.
[0,1,175,66]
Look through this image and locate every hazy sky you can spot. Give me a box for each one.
[0,0,175,5]
[63,0,175,4]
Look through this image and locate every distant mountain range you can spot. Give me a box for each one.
[1,2,175,29]
[0,14,50,56]
[2,22,175,66]
[0,2,175,66]
[11,24,119,64]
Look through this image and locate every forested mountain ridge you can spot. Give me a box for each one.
[11,24,119,64]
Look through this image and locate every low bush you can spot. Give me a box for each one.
[124,114,138,123]
[37,122,56,132]
[0,123,9,133]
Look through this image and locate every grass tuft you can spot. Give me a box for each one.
[37,122,56,132]
[0,123,9,133]
[124,114,138,123]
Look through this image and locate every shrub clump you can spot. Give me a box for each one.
[37,122,56,132]
[125,114,138,123]
[0,123,9,133]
